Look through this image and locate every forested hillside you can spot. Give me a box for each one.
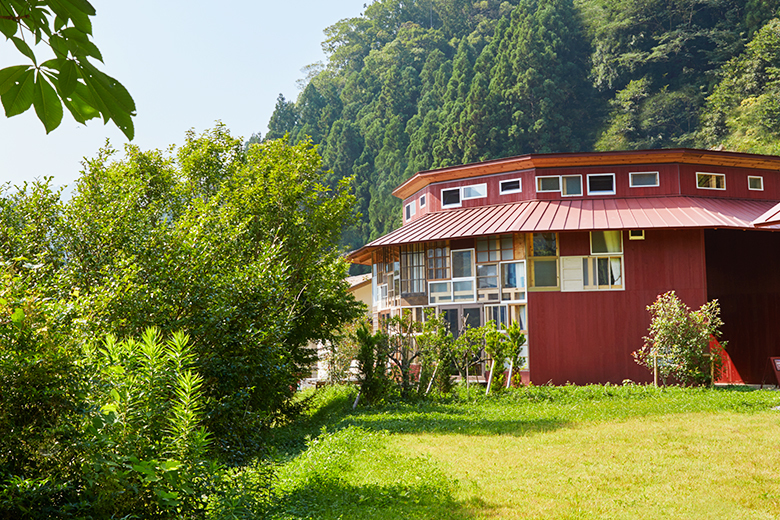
[258,0,780,249]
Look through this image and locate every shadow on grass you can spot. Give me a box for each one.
[340,403,571,438]
[272,475,478,520]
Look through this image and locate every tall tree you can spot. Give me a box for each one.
[699,18,780,154]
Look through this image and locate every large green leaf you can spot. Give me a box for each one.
[0,15,17,38]
[48,0,94,34]
[60,27,102,61]
[11,36,37,65]
[1,68,35,117]
[33,73,63,133]
[59,59,78,95]
[61,81,99,124]
[0,65,30,95]
[80,61,135,139]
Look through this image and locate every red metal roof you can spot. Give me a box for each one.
[753,201,780,227]
[360,196,780,250]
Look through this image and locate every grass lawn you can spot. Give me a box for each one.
[267,385,780,519]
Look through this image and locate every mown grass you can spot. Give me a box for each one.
[266,385,780,519]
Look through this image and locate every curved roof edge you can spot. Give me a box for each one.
[393,148,780,200]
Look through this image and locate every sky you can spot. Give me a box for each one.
[0,0,366,190]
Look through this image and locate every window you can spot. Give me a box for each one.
[477,264,499,302]
[401,243,426,294]
[420,194,427,207]
[429,281,452,304]
[376,284,389,309]
[428,280,477,304]
[629,229,645,240]
[442,184,487,207]
[373,247,399,306]
[590,230,622,255]
[500,261,526,302]
[561,231,624,292]
[630,171,659,187]
[463,184,487,200]
[537,176,560,192]
[500,178,522,194]
[429,249,476,304]
[401,306,433,324]
[476,235,513,263]
[404,201,416,221]
[536,175,582,195]
[453,280,476,302]
[748,176,764,191]
[427,242,450,280]
[485,304,526,331]
[587,174,616,195]
[441,188,461,207]
[529,233,558,289]
[562,175,582,196]
[561,256,623,291]
[697,172,725,190]
[451,249,474,278]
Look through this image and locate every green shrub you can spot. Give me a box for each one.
[633,291,726,386]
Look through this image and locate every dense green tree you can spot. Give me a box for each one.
[1,126,362,461]
[487,0,594,154]
[699,18,780,154]
[265,93,298,141]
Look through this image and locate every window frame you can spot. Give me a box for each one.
[629,171,659,188]
[420,194,427,207]
[748,176,764,191]
[590,230,623,256]
[536,175,561,193]
[696,172,726,191]
[561,175,583,197]
[462,183,488,201]
[500,260,527,303]
[500,178,523,195]
[560,255,625,292]
[528,232,559,291]
[587,173,616,196]
[441,187,462,208]
[404,201,416,221]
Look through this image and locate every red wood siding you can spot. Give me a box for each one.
[528,229,708,384]
[678,164,780,200]
[705,229,780,384]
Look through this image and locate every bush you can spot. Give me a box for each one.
[633,291,726,386]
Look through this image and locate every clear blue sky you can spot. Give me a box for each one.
[0,0,365,189]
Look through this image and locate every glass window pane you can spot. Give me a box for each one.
[591,230,622,254]
[630,172,658,187]
[463,307,481,329]
[533,259,558,287]
[537,176,560,191]
[429,282,452,304]
[442,189,460,205]
[563,175,582,196]
[532,233,557,257]
[452,250,473,278]
[463,184,486,199]
[589,174,615,193]
[453,280,475,301]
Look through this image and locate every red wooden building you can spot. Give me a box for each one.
[348,149,780,385]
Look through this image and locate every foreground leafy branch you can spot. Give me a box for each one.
[0,0,135,138]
